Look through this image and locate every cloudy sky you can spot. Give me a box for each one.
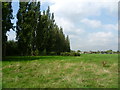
[7,0,119,51]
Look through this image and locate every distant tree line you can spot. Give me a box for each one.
[78,50,120,54]
[2,1,70,56]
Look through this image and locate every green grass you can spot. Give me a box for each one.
[2,54,118,88]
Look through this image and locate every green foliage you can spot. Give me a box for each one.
[60,52,80,56]
[6,40,19,56]
[31,49,39,56]
[42,49,47,56]
[48,52,57,56]
[2,2,13,56]
[60,52,70,56]
[72,52,80,56]
[106,50,113,54]
[16,2,41,56]
[70,50,76,52]
[15,1,71,56]
[35,49,39,56]
[2,1,70,56]
[77,50,81,52]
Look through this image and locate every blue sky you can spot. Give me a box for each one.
[7,0,118,51]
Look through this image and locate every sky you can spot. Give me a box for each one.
[7,0,119,51]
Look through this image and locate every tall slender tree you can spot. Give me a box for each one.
[46,13,55,52]
[16,2,29,55]
[66,35,70,52]
[16,1,71,56]
[16,1,41,55]
[2,2,13,56]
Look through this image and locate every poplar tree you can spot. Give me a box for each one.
[16,1,41,55]
[2,2,13,56]
[16,2,29,55]
[16,1,71,56]
[66,35,70,52]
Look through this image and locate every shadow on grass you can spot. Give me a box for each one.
[2,56,67,61]
[2,55,76,62]
[2,56,41,61]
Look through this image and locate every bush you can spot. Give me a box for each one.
[43,49,47,56]
[60,52,65,56]
[6,40,20,56]
[76,52,80,56]
[34,49,39,56]
[49,52,57,55]
[60,52,80,56]
[60,52,70,56]
[70,52,80,56]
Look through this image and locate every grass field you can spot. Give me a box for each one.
[2,54,118,88]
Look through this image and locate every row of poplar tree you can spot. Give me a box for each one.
[2,1,70,56]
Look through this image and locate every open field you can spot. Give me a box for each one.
[2,54,118,88]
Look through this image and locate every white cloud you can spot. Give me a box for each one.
[81,18,101,28]
[81,18,118,30]
[55,17,74,32]
[88,32,113,45]
[55,17,85,35]
[49,0,118,18]
[74,29,85,34]
[69,32,118,51]
[7,29,16,41]
[104,24,118,30]
[39,0,118,51]
[87,32,118,50]
[69,31,118,51]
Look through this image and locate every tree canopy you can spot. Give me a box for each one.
[3,1,71,56]
[2,2,13,56]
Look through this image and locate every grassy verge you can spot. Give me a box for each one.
[2,54,118,88]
